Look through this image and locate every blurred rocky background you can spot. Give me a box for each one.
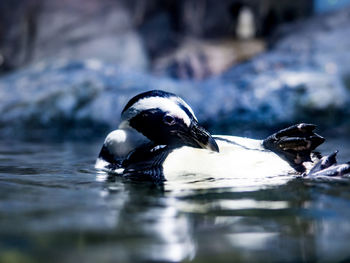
[0,0,350,138]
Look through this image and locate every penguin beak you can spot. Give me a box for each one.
[177,122,219,152]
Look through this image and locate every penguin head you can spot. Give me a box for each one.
[120,90,219,152]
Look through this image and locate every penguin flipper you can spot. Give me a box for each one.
[122,144,171,182]
[263,123,325,172]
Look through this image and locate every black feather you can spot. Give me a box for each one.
[123,143,175,182]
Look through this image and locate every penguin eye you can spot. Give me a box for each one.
[163,114,175,125]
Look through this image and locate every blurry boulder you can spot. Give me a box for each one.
[0,0,148,72]
[0,7,350,137]
[32,0,148,71]
[219,6,350,125]
[0,0,314,75]
[153,38,265,79]
[0,60,181,136]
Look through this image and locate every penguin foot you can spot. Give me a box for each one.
[263,123,325,172]
[305,151,350,178]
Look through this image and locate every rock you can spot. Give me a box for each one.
[0,0,149,72]
[0,7,350,137]
[32,1,148,71]
[153,38,265,79]
[0,0,314,74]
[0,59,179,136]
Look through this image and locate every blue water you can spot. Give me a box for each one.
[0,136,350,263]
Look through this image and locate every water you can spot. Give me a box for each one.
[1,137,350,263]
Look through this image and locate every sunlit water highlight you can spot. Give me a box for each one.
[0,138,350,262]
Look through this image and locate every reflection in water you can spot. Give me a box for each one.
[164,173,294,193]
[0,139,350,262]
[102,176,196,262]
[226,232,278,250]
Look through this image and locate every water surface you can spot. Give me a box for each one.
[1,137,350,263]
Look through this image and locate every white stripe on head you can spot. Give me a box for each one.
[171,96,198,122]
[122,96,195,127]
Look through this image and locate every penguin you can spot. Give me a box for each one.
[95,90,350,183]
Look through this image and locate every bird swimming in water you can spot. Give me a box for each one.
[95,90,350,184]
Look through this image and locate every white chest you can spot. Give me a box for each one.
[162,136,294,190]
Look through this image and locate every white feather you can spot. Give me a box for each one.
[162,135,294,191]
[170,96,198,122]
[124,96,194,126]
[103,128,149,158]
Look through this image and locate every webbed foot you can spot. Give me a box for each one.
[305,151,350,178]
[263,123,325,172]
